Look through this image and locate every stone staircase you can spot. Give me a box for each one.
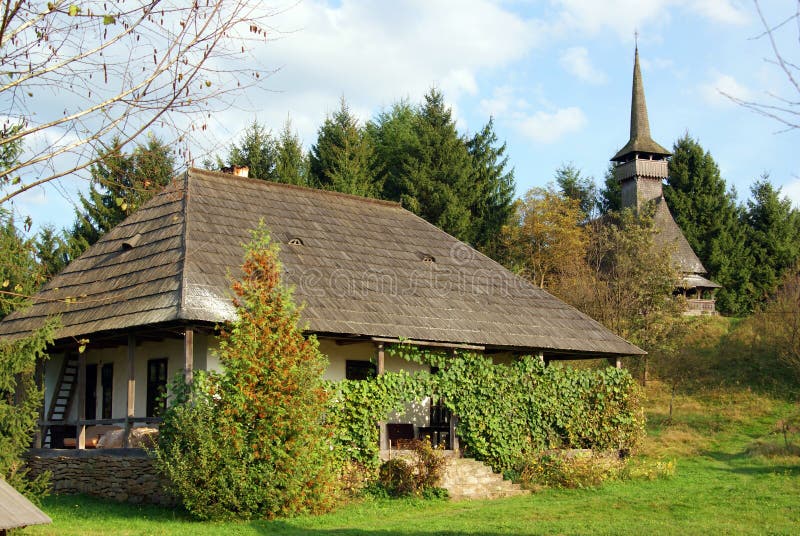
[440,457,528,501]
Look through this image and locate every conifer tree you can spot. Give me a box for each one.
[466,118,515,256]
[274,118,310,186]
[387,89,475,241]
[370,101,417,203]
[309,98,378,197]
[746,177,800,304]
[598,164,621,215]
[555,163,596,219]
[665,135,740,264]
[227,120,278,180]
[54,135,175,269]
[155,224,337,519]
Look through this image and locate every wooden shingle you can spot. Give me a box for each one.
[0,169,644,357]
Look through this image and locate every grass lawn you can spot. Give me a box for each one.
[22,383,800,535]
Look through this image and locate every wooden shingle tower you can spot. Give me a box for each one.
[611,46,721,314]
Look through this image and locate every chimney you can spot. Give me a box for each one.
[221,165,250,178]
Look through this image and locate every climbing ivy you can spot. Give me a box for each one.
[326,371,430,467]
[324,346,644,474]
[386,346,645,473]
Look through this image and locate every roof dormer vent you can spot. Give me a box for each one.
[121,233,142,251]
[288,237,304,246]
[421,254,435,263]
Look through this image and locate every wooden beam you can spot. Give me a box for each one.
[124,333,135,448]
[34,359,43,449]
[184,327,194,384]
[370,337,484,351]
[76,351,86,450]
[376,342,385,376]
[375,342,388,451]
[450,414,460,454]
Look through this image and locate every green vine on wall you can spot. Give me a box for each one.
[324,345,645,473]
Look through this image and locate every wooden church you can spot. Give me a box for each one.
[611,46,720,315]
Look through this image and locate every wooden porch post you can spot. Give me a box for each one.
[76,351,86,450]
[376,342,388,451]
[34,359,44,448]
[616,357,622,369]
[184,327,194,384]
[124,333,135,448]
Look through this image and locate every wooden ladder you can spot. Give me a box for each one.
[43,353,79,448]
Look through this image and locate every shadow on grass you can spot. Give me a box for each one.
[41,494,516,536]
[699,449,800,476]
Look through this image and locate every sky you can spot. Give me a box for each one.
[10,0,800,234]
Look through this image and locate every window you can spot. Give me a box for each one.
[146,358,168,418]
[345,360,376,381]
[101,363,113,420]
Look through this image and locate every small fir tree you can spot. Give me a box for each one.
[227,120,278,180]
[156,223,337,520]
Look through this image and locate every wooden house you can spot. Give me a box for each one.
[0,168,643,451]
[611,47,721,314]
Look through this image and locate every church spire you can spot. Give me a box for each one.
[611,45,671,162]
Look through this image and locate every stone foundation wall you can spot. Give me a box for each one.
[24,449,174,505]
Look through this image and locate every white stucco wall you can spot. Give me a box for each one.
[44,332,213,422]
[44,333,504,435]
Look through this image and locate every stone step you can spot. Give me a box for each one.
[440,457,528,501]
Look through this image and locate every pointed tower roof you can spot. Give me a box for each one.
[612,46,672,162]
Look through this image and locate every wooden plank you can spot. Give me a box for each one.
[124,333,135,448]
[376,342,385,375]
[76,352,86,450]
[450,414,460,454]
[375,341,387,450]
[370,337,484,351]
[184,327,194,384]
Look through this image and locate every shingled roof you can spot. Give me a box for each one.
[612,47,671,162]
[652,198,706,274]
[0,169,643,357]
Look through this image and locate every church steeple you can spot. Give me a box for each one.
[611,46,671,163]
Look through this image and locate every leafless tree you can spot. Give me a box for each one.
[724,1,800,132]
[0,0,275,204]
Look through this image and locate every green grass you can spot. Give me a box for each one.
[23,382,800,535]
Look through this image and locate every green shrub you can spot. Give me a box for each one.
[520,451,623,489]
[376,440,448,498]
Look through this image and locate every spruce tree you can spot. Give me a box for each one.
[227,120,278,180]
[598,164,621,215]
[394,89,475,242]
[274,118,309,186]
[466,118,515,256]
[370,101,417,202]
[309,98,378,197]
[65,135,175,261]
[555,163,596,219]
[746,177,800,303]
[665,134,757,315]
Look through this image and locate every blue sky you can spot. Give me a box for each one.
[12,0,800,233]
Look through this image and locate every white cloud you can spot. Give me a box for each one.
[559,47,608,84]
[219,0,542,146]
[690,0,748,25]
[783,177,800,210]
[700,72,752,106]
[549,0,748,39]
[517,107,587,143]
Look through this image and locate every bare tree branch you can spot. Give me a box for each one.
[0,0,274,204]
[728,1,800,131]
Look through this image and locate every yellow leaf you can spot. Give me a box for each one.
[68,4,79,16]
[78,345,86,354]
[115,197,123,206]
